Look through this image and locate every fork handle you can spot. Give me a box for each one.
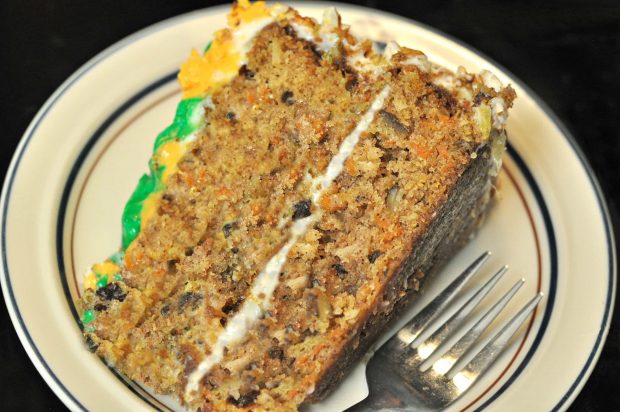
[345,394,420,412]
[346,360,435,412]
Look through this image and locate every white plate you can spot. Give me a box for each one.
[1,3,615,411]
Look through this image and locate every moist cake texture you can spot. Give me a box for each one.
[79,2,515,410]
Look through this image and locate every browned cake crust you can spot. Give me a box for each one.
[79,5,514,411]
[307,134,500,403]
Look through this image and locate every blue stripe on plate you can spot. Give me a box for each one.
[474,145,558,410]
[57,71,177,323]
[55,72,178,411]
[543,109,617,412]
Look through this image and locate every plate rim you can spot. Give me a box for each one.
[1,2,616,411]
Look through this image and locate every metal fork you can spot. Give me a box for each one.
[348,251,543,411]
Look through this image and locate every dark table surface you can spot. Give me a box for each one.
[1,0,619,410]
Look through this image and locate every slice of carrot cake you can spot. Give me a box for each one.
[79,1,515,410]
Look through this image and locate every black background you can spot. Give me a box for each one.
[1,0,618,410]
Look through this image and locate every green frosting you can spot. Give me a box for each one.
[153,97,204,152]
[95,275,109,289]
[82,310,95,325]
[120,97,205,250]
[121,169,159,249]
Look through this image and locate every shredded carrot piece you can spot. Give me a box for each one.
[152,269,166,278]
[184,173,195,187]
[288,168,301,184]
[374,215,392,229]
[216,187,231,198]
[320,193,347,212]
[383,224,404,242]
[278,149,288,161]
[251,203,262,215]
[410,142,431,159]
[344,157,357,175]
[246,89,256,105]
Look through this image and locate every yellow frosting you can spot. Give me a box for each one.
[93,261,121,276]
[228,0,271,25]
[140,192,161,228]
[178,0,278,98]
[83,273,97,290]
[84,260,121,290]
[137,140,185,228]
[178,43,241,99]
[156,140,185,183]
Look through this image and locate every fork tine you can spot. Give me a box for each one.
[454,292,542,377]
[430,278,524,375]
[416,266,508,367]
[448,293,543,393]
[396,251,491,346]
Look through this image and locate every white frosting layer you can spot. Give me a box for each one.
[234,17,275,64]
[480,69,503,92]
[311,86,391,203]
[290,21,314,42]
[289,8,341,53]
[382,41,400,61]
[184,85,391,399]
[478,70,509,128]
[490,96,508,128]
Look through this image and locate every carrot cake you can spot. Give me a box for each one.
[79,1,515,410]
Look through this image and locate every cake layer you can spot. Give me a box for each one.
[79,2,515,411]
